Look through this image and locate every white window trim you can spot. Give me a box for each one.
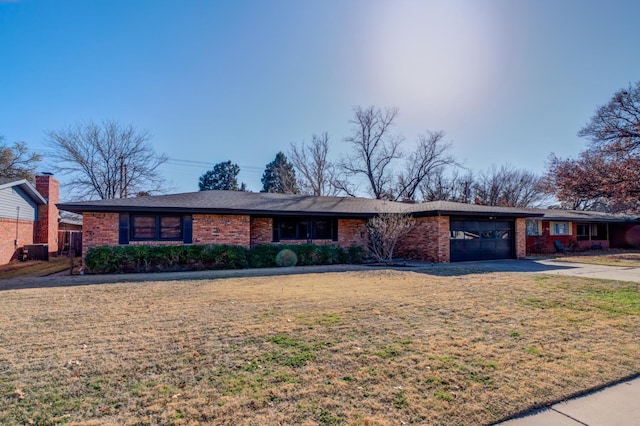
[549,221,572,236]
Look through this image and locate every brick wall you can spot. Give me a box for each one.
[515,218,526,259]
[396,216,450,263]
[337,219,367,248]
[34,175,59,255]
[0,217,34,264]
[82,212,120,257]
[250,217,272,246]
[193,214,250,247]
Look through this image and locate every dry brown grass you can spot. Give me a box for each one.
[555,250,640,267]
[1,270,639,425]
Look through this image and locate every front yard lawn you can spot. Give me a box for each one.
[0,270,638,425]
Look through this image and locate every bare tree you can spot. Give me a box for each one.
[289,133,338,196]
[420,169,474,203]
[395,131,457,201]
[0,137,42,181]
[474,164,547,208]
[366,213,415,265]
[46,120,168,200]
[578,81,640,155]
[339,106,403,199]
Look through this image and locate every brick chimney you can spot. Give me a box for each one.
[35,174,60,255]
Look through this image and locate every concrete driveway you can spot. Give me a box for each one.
[434,258,640,283]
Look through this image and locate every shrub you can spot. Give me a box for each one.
[275,249,298,267]
[84,242,365,274]
[248,244,281,268]
[202,245,248,270]
[85,246,126,273]
[346,245,367,264]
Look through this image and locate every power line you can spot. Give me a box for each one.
[165,158,263,171]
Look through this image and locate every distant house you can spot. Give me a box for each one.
[58,213,83,256]
[0,175,60,264]
[525,209,640,254]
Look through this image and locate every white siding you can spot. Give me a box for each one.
[0,186,38,221]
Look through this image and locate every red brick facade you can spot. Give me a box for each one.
[82,212,120,257]
[192,214,251,247]
[79,211,533,264]
[515,218,526,259]
[0,217,35,264]
[337,219,368,248]
[250,217,272,246]
[526,220,611,254]
[396,216,450,263]
[34,175,59,255]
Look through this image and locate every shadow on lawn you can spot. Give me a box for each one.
[406,259,579,277]
[0,259,578,291]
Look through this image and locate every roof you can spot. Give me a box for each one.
[0,178,47,205]
[60,216,83,226]
[527,208,639,223]
[57,190,543,218]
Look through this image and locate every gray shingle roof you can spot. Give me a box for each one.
[526,208,638,223]
[57,190,544,218]
[0,177,23,185]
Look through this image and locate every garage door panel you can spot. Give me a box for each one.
[449,219,514,262]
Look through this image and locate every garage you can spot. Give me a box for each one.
[450,219,514,262]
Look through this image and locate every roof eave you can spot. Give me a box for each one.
[2,179,47,205]
[55,204,380,218]
[434,210,544,218]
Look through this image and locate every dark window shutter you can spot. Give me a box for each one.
[272,218,280,242]
[183,215,193,244]
[119,213,130,244]
[332,219,338,241]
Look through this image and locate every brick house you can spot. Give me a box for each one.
[525,209,640,254]
[58,190,549,263]
[0,174,59,264]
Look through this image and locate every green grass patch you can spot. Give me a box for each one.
[583,285,640,315]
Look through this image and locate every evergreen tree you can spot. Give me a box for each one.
[199,160,247,191]
[261,152,299,194]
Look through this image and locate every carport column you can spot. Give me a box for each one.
[515,218,526,259]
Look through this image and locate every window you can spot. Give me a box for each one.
[132,216,155,239]
[313,219,333,239]
[131,215,183,241]
[526,219,542,236]
[577,223,608,241]
[577,224,589,240]
[550,221,570,236]
[272,217,338,241]
[160,216,182,239]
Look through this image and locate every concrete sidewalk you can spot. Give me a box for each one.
[497,376,640,425]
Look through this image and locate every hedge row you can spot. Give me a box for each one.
[84,243,367,274]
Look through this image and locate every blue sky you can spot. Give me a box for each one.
[1,0,639,201]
